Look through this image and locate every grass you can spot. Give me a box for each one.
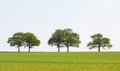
[0,52,120,71]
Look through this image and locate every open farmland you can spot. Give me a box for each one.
[0,52,120,71]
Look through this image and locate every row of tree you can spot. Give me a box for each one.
[7,28,112,52]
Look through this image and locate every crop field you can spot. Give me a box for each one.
[0,52,120,71]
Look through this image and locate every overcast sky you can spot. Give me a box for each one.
[0,0,120,52]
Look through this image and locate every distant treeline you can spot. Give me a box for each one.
[7,28,112,52]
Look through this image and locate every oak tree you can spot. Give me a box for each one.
[24,32,40,52]
[7,32,25,52]
[48,29,64,52]
[87,33,112,52]
[63,28,81,52]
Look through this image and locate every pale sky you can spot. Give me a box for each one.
[0,0,120,52]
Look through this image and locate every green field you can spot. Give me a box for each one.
[0,52,120,71]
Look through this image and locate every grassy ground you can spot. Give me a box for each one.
[0,52,120,71]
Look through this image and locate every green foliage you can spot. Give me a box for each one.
[24,32,40,52]
[7,32,40,52]
[48,29,64,52]
[7,32,25,52]
[63,28,81,52]
[87,33,112,52]
[48,28,81,52]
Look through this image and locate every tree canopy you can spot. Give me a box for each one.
[24,32,40,52]
[87,33,112,52]
[48,29,64,52]
[48,28,81,52]
[7,32,40,52]
[7,32,25,52]
[62,28,81,52]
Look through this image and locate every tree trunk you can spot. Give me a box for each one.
[57,44,60,52]
[58,47,60,52]
[28,43,31,52]
[98,46,100,52]
[18,46,20,52]
[67,46,69,52]
[28,47,30,52]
